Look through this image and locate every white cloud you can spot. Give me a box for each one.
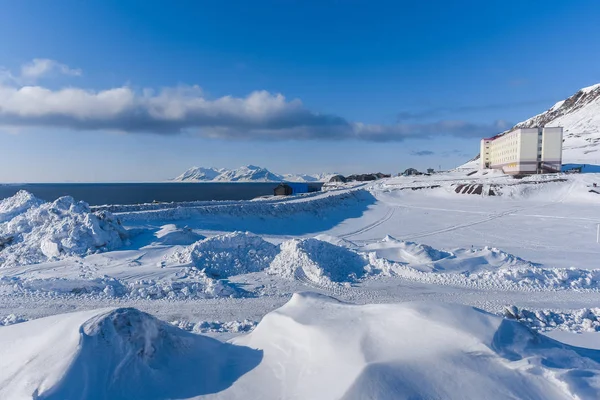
[0,59,510,141]
[20,58,82,82]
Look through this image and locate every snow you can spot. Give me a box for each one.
[582,83,600,94]
[0,193,128,267]
[152,224,205,246]
[218,293,600,400]
[458,82,600,167]
[0,307,261,400]
[4,171,600,397]
[172,166,225,181]
[172,165,334,182]
[267,238,369,285]
[3,294,600,399]
[169,231,278,278]
[362,234,452,265]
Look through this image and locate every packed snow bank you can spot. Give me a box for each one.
[0,308,262,400]
[168,232,278,278]
[268,238,369,285]
[208,292,600,400]
[0,192,128,267]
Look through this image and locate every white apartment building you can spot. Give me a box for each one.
[480,127,563,174]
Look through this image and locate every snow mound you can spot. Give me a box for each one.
[0,193,128,267]
[0,190,44,223]
[152,224,205,246]
[168,232,278,278]
[223,292,600,400]
[363,235,452,264]
[268,238,369,285]
[0,308,261,400]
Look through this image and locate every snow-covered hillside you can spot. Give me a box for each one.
[460,83,600,168]
[515,83,600,163]
[173,165,333,182]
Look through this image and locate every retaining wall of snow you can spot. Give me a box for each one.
[114,189,374,222]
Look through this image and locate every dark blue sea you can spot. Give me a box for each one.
[0,182,323,206]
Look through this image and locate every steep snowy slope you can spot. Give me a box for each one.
[515,83,600,163]
[460,83,600,167]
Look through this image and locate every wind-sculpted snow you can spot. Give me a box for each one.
[362,235,452,265]
[0,192,128,267]
[169,232,278,278]
[3,295,600,399]
[267,238,370,285]
[0,308,262,400]
[216,292,600,399]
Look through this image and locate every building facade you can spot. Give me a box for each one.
[480,127,563,174]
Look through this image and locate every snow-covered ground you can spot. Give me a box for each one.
[3,170,600,398]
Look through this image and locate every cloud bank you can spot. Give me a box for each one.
[0,59,511,141]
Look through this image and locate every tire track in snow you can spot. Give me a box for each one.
[400,207,524,241]
[339,207,396,239]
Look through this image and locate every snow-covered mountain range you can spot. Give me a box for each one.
[461,83,600,168]
[172,165,334,182]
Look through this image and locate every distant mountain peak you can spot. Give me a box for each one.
[172,166,334,182]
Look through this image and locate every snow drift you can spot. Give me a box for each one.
[268,238,369,285]
[151,224,205,246]
[169,232,278,278]
[0,308,261,400]
[213,292,600,399]
[0,191,128,267]
[3,294,600,399]
[362,235,452,265]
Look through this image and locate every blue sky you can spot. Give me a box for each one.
[0,0,599,182]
